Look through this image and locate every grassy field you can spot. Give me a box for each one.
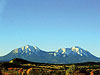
[0,58,100,75]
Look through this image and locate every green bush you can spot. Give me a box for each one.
[66,64,78,75]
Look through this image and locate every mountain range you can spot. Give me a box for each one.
[0,45,100,64]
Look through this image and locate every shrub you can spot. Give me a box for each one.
[18,68,23,73]
[22,70,27,75]
[66,64,78,75]
[27,68,33,74]
[79,67,87,73]
[27,69,42,75]
[8,68,13,70]
[0,68,1,75]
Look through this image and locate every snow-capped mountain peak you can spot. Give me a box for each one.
[54,46,90,57]
[71,46,89,56]
[12,45,41,55]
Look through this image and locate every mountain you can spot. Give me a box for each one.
[0,45,100,64]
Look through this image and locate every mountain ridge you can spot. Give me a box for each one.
[0,45,100,64]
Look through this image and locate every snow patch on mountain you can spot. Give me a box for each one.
[71,46,89,56]
[12,45,41,56]
[54,46,91,57]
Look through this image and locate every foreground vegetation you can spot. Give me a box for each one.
[0,59,100,75]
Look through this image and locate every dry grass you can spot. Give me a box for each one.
[0,63,100,75]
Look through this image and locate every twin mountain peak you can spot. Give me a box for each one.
[13,45,89,56]
[0,45,100,64]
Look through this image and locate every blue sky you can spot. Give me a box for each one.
[0,0,100,57]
